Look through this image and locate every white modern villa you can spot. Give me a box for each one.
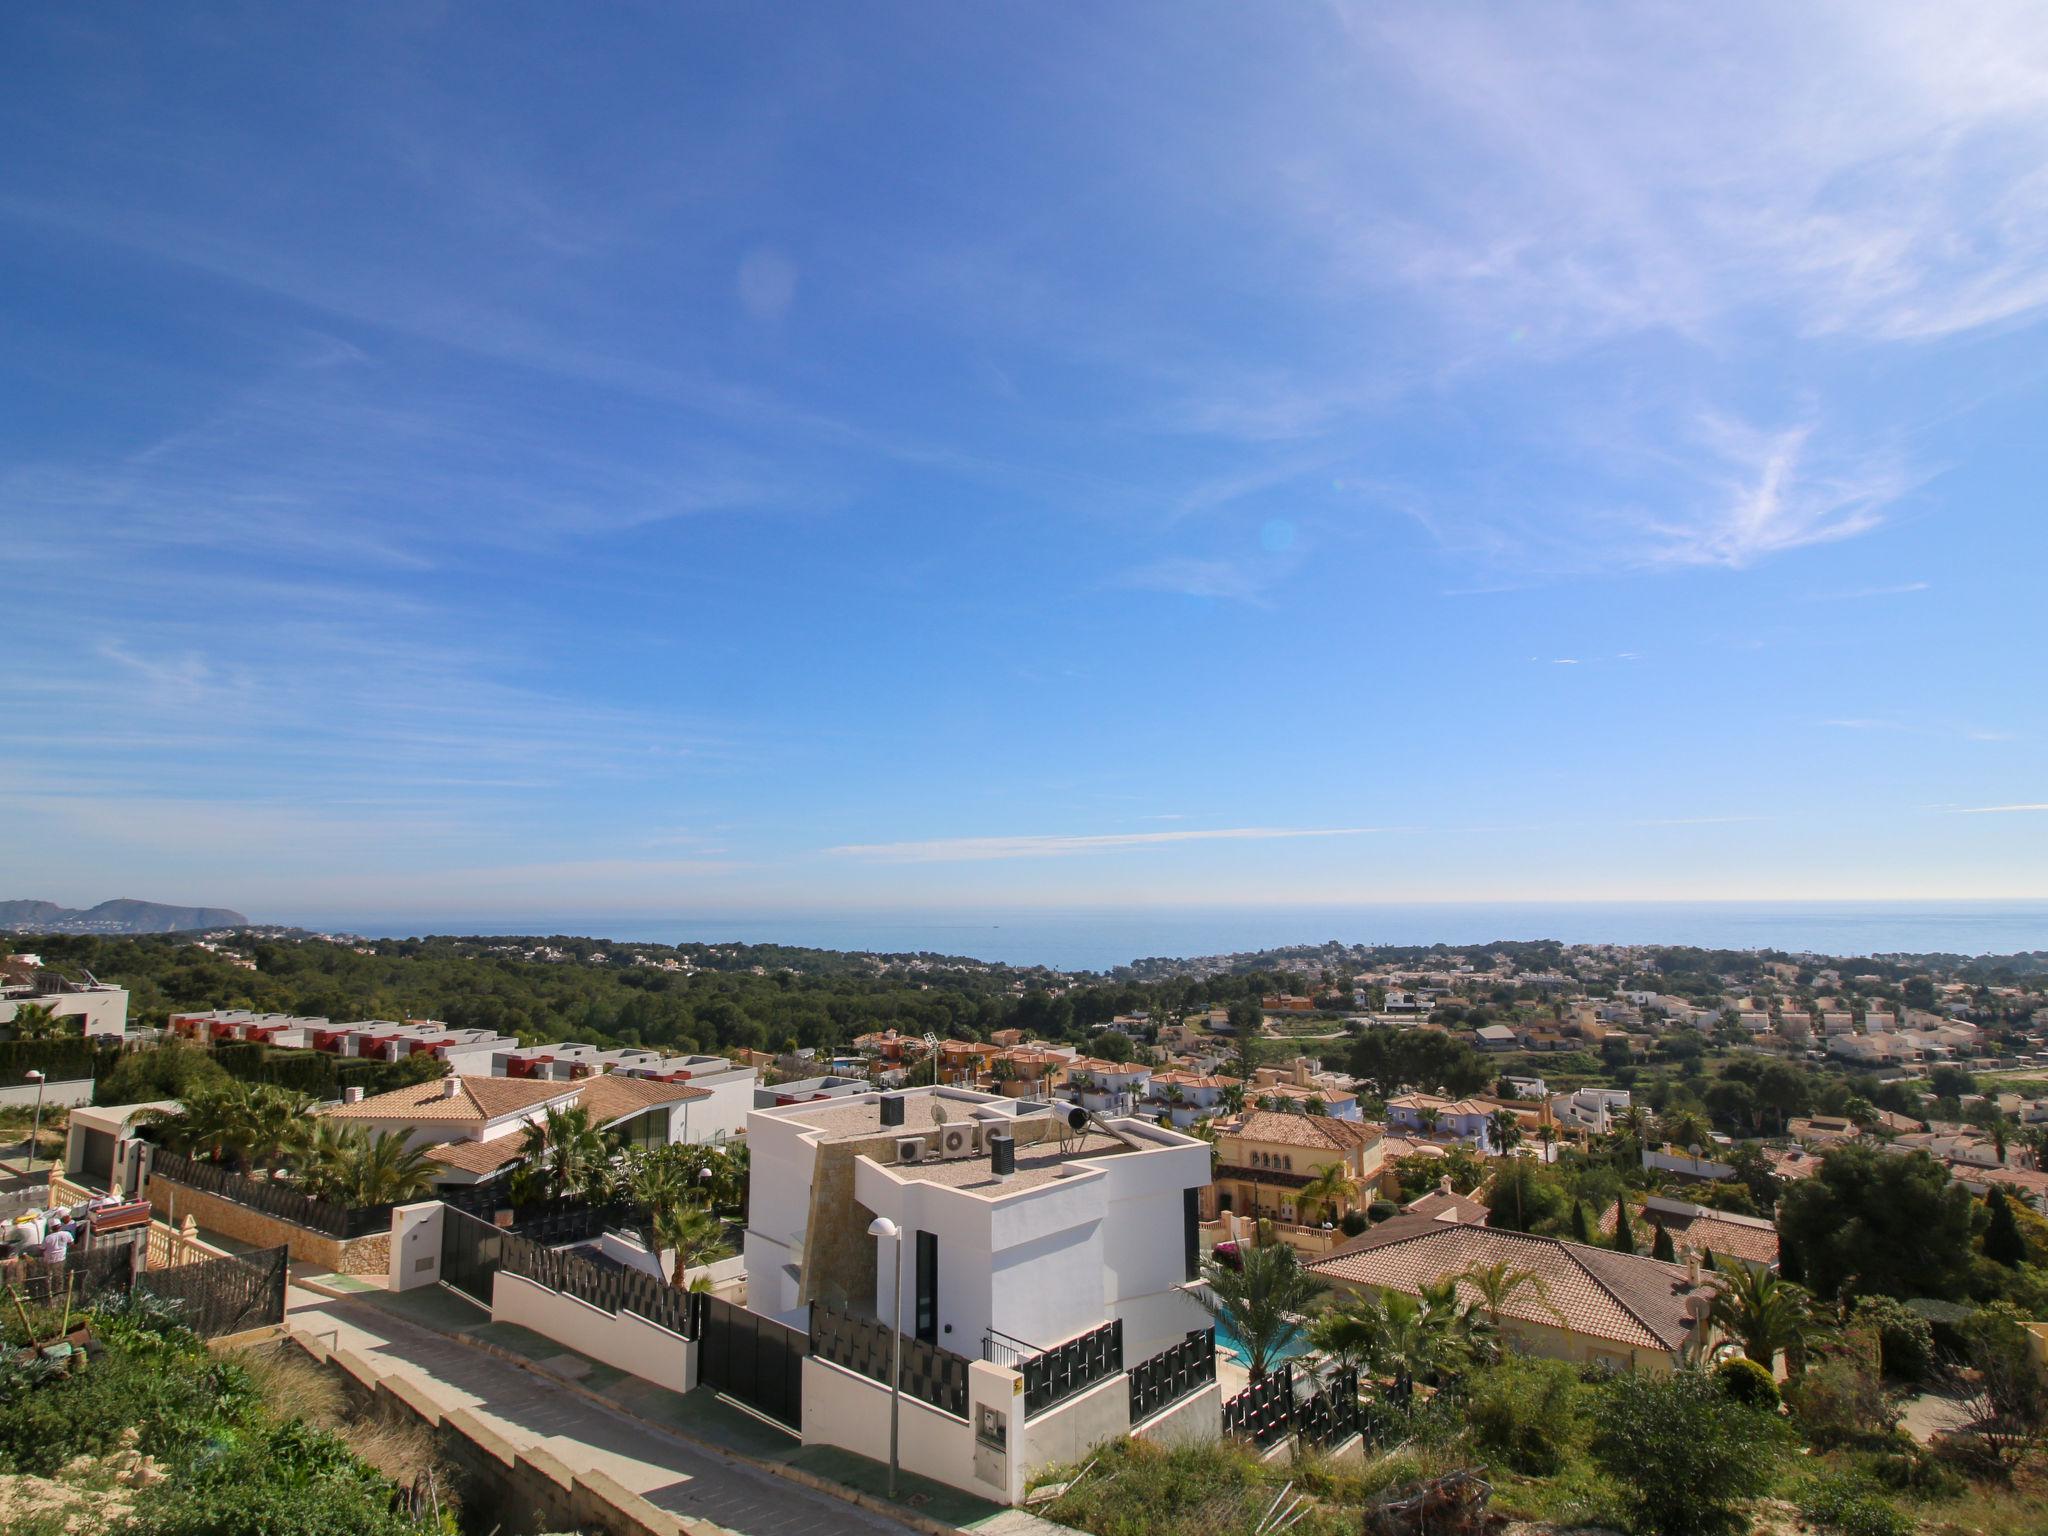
[745,1084,1213,1368]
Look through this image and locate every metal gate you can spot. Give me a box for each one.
[439,1206,508,1307]
[692,1292,805,1431]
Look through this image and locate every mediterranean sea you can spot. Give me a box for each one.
[313,900,2048,973]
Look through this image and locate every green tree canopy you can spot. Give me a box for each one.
[1775,1142,1984,1301]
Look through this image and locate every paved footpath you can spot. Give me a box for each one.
[285,1282,921,1536]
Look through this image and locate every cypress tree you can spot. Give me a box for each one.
[1984,1186,2027,1267]
[1651,1221,1676,1263]
[1571,1200,1592,1245]
[1613,1196,1635,1254]
[1776,1231,1800,1283]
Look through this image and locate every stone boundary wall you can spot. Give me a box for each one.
[146,1173,390,1273]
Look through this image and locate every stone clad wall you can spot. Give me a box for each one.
[145,1173,391,1273]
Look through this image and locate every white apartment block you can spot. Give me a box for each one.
[2,963,129,1041]
[1550,1086,1631,1135]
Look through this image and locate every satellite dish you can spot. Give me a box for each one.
[931,1101,950,1126]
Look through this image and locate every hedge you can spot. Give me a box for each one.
[0,1038,119,1089]
[212,1043,441,1099]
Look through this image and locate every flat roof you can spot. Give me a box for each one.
[883,1129,1134,1192]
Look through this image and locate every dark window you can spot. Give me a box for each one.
[1183,1187,1200,1281]
[914,1229,938,1343]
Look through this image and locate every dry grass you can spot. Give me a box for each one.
[227,1342,454,1494]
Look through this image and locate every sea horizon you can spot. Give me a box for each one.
[288,899,2048,973]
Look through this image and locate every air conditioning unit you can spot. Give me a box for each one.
[940,1123,981,1159]
[896,1136,929,1164]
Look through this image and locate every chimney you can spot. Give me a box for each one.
[1686,1251,1701,1286]
[879,1093,906,1128]
[342,1086,365,1105]
[1438,1175,1452,1197]
[1294,1057,1311,1087]
[441,1076,462,1100]
[989,1132,1015,1180]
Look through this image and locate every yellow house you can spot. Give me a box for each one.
[1215,1110,1384,1226]
[1306,1216,1719,1373]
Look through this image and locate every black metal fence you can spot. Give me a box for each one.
[1221,1362,1362,1450]
[140,1245,290,1337]
[150,1148,392,1239]
[698,1292,806,1429]
[502,1228,695,1338]
[1128,1328,1216,1423]
[438,1204,696,1338]
[810,1301,971,1419]
[1018,1316,1123,1416]
[0,1241,287,1339]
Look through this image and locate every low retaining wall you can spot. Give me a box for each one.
[146,1173,390,1273]
[290,1329,717,1536]
[491,1271,696,1394]
[1020,1370,1132,1481]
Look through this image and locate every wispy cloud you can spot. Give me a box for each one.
[826,826,1392,864]
[1808,581,1932,601]
[1122,556,1292,605]
[1947,803,2048,815]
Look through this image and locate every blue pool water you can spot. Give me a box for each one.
[1213,1314,1314,1369]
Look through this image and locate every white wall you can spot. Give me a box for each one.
[1019,1371,1132,1480]
[1,989,128,1039]
[800,1355,1024,1505]
[389,1202,446,1292]
[1131,1380,1221,1447]
[491,1271,697,1393]
[0,1078,95,1109]
[682,1069,756,1143]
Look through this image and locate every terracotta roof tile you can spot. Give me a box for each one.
[324,1075,573,1123]
[425,1138,529,1175]
[1228,1111,1382,1153]
[1310,1216,1715,1352]
[572,1073,710,1122]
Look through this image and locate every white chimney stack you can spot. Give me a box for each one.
[342,1085,365,1105]
[441,1075,462,1100]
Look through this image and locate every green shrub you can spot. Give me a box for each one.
[1796,1469,1912,1536]
[1340,1209,1368,1236]
[1462,1356,1589,1475]
[1851,1295,1935,1383]
[1589,1369,1787,1536]
[1789,1358,1897,1447]
[1368,1200,1397,1223]
[1712,1355,1779,1409]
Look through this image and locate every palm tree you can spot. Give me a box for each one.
[1457,1260,1560,1332]
[1708,1258,1813,1375]
[1308,1282,1482,1390]
[1221,1084,1247,1116]
[5,1003,69,1042]
[654,1199,730,1287]
[1298,1161,1359,1226]
[242,1085,315,1177]
[1658,1106,1713,1152]
[510,1105,616,1206]
[1534,1122,1558,1162]
[1486,1109,1523,1158]
[1614,1104,1652,1147]
[298,1124,438,1205]
[1194,1241,1329,1382]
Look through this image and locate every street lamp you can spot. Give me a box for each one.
[23,1070,45,1177]
[867,1214,904,1498]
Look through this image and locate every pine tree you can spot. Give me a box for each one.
[1613,1196,1635,1255]
[1571,1200,1592,1245]
[1651,1221,1676,1263]
[1984,1186,2027,1267]
[1775,1231,1800,1283]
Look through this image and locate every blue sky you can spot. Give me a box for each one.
[4,2,2046,922]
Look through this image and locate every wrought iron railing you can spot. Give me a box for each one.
[1018,1317,1123,1416]
[810,1301,971,1418]
[980,1325,1039,1368]
[1128,1328,1216,1423]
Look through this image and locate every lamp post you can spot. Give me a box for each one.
[23,1070,45,1177]
[867,1214,903,1498]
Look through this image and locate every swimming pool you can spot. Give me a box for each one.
[1213,1314,1315,1370]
